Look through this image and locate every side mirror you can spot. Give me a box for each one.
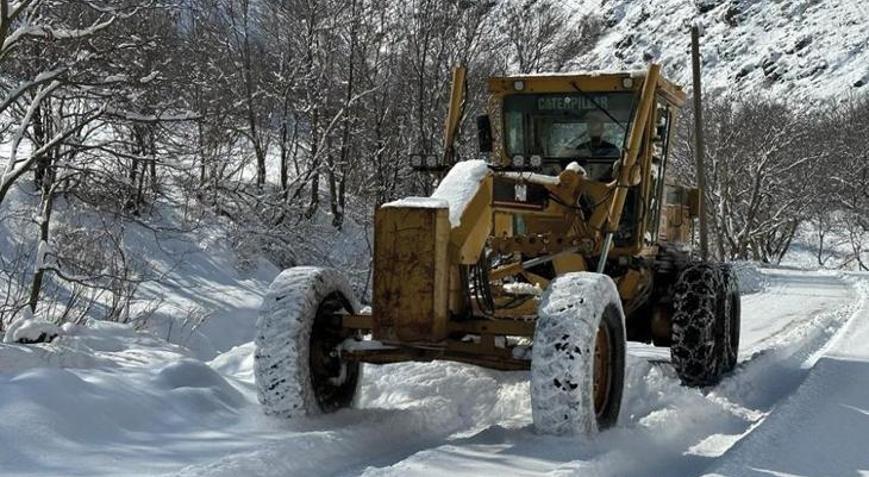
[477,115,492,153]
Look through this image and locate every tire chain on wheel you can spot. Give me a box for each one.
[254,267,360,418]
[670,262,726,387]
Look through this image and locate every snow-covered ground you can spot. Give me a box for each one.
[1,266,866,476]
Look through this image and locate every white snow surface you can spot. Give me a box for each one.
[705,274,869,476]
[0,183,280,360]
[2,266,868,476]
[2,318,62,344]
[381,197,449,209]
[780,218,869,271]
[502,282,544,296]
[729,261,768,295]
[430,160,491,227]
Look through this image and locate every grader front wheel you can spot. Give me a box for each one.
[531,272,626,435]
[255,267,361,418]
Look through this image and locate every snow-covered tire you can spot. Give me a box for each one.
[255,267,361,418]
[671,262,737,387]
[531,272,626,435]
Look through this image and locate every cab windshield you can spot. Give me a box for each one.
[503,92,636,164]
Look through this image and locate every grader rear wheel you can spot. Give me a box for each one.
[671,262,740,387]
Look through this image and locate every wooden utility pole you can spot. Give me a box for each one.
[691,24,709,261]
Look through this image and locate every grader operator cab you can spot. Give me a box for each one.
[254,64,741,434]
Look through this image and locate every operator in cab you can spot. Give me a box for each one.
[578,111,620,157]
[559,111,620,159]
[551,110,621,181]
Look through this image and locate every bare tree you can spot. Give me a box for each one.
[672,95,824,263]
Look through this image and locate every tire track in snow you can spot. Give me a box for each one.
[167,361,531,477]
[738,269,851,355]
[705,274,869,476]
[166,408,461,477]
[356,269,861,477]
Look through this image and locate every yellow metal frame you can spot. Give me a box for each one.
[443,66,467,164]
[348,65,690,370]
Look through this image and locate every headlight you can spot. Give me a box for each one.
[529,155,542,168]
[410,154,423,168]
[512,155,525,168]
[425,155,438,168]
[513,80,525,91]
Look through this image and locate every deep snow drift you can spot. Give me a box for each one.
[1,267,867,476]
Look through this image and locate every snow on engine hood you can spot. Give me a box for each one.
[380,160,491,229]
[430,160,491,228]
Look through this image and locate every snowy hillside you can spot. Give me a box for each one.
[0,180,372,360]
[574,0,869,99]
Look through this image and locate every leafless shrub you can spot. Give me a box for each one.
[164,305,212,347]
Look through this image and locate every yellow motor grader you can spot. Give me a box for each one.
[254,64,741,434]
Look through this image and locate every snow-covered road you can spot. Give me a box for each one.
[1,268,866,477]
[348,269,863,477]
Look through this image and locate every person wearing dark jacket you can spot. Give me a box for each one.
[575,111,620,158]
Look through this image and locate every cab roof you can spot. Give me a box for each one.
[487,66,687,107]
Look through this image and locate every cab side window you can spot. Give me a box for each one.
[647,103,672,244]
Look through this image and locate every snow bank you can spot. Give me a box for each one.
[430,160,490,227]
[781,219,868,271]
[728,261,767,295]
[208,341,255,384]
[356,270,860,476]
[0,320,254,476]
[0,180,280,361]
[0,319,181,372]
[155,359,245,408]
[0,269,863,476]
[126,216,278,360]
[358,360,530,432]
[2,318,61,344]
